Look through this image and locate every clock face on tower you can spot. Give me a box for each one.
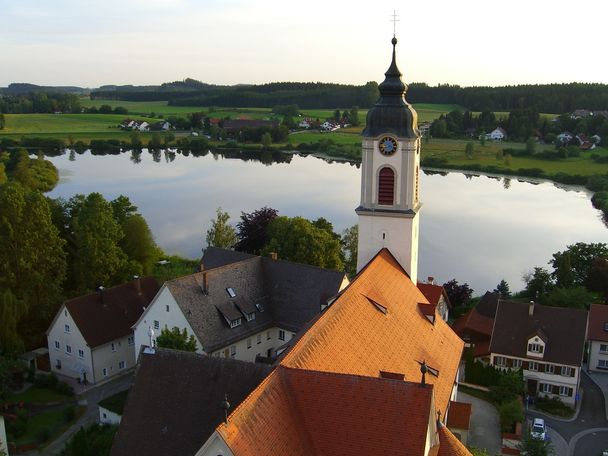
[378,136,398,156]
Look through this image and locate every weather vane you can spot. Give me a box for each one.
[391,10,399,37]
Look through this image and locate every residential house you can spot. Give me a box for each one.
[320,121,339,131]
[418,277,452,321]
[196,248,468,456]
[446,401,472,446]
[451,291,500,360]
[587,304,608,373]
[46,277,160,384]
[591,134,602,145]
[571,109,592,119]
[110,348,272,456]
[485,127,507,141]
[489,301,587,406]
[150,120,172,131]
[119,119,136,130]
[135,121,149,132]
[132,248,348,362]
[557,131,574,144]
[298,119,311,129]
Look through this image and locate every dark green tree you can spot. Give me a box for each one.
[543,286,594,309]
[0,290,25,355]
[61,423,118,456]
[442,279,473,307]
[156,327,197,352]
[120,214,161,275]
[206,207,237,249]
[349,106,360,126]
[341,224,358,278]
[523,267,553,299]
[333,109,341,122]
[262,216,343,270]
[465,142,474,158]
[518,431,554,456]
[550,242,608,286]
[494,279,511,297]
[586,258,608,301]
[110,195,138,225]
[526,137,537,155]
[261,132,272,149]
[0,113,5,130]
[234,206,278,254]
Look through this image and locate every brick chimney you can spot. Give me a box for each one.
[133,275,142,295]
[203,272,209,295]
[427,276,435,285]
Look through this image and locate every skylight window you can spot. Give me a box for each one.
[246,312,255,322]
[256,303,264,312]
[226,287,236,298]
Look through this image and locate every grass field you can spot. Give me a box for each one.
[7,386,72,404]
[1,114,157,135]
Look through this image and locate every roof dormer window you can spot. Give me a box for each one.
[229,318,242,328]
[528,343,543,354]
[256,303,264,313]
[246,312,255,322]
[226,288,236,298]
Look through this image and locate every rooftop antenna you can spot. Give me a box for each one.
[221,393,231,424]
[390,10,399,38]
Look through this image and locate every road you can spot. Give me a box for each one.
[526,371,608,456]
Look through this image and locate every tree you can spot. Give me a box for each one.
[523,267,553,299]
[333,109,341,122]
[71,193,127,292]
[586,258,608,301]
[130,131,142,149]
[494,279,511,297]
[156,327,197,351]
[0,183,66,343]
[234,206,278,254]
[61,423,118,456]
[550,242,608,287]
[0,163,7,185]
[442,279,473,307]
[552,251,575,288]
[526,137,537,155]
[341,224,358,278]
[120,214,161,275]
[206,207,237,249]
[465,142,474,158]
[262,216,343,270]
[0,113,5,130]
[261,132,272,149]
[349,106,360,126]
[519,431,554,456]
[0,290,25,355]
[543,286,594,309]
[110,195,138,225]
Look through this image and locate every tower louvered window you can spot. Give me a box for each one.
[378,167,395,205]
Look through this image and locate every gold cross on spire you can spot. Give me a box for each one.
[391,10,399,37]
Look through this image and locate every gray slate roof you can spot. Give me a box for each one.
[489,301,588,366]
[166,249,346,353]
[201,246,255,270]
[110,348,272,456]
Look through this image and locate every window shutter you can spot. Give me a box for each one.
[539,363,545,373]
[522,361,528,370]
[378,168,395,205]
[570,367,575,377]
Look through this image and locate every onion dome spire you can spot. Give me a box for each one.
[363,36,419,139]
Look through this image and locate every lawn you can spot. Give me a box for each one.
[80,99,205,116]
[9,405,84,446]
[1,113,156,134]
[6,387,72,405]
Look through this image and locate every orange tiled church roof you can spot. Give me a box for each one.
[280,248,464,415]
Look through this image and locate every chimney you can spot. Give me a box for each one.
[270,252,278,260]
[427,276,435,285]
[202,272,208,295]
[98,286,105,307]
[529,301,535,316]
[133,275,141,295]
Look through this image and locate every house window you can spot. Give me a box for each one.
[257,334,262,345]
[154,320,160,330]
[494,356,506,367]
[64,309,67,317]
[513,359,522,368]
[247,338,252,349]
[102,368,108,377]
[226,287,236,298]
[230,345,236,358]
[119,361,126,370]
[378,167,395,205]
[600,344,608,353]
[223,349,229,358]
[230,318,242,328]
[546,364,555,374]
[166,305,170,312]
[111,343,116,352]
[598,359,608,369]
[278,330,286,341]
[78,349,84,359]
[64,324,70,333]
[541,383,552,393]
[66,345,72,355]
[128,336,134,345]
[561,366,573,377]
[528,343,543,354]
[528,362,538,371]
[246,312,255,322]
[559,386,572,397]
[266,330,271,340]
[54,341,60,350]
[56,359,61,369]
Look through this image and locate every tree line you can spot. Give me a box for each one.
[0,92,82,114]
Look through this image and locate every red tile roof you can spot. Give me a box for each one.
[438,424,472,456]
[447,401,472,430]
[588,304,608,342]
[418,282,451,308]
[280,248,464,416]
[219,366,436,456]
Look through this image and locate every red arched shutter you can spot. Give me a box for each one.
[378,167,395,205]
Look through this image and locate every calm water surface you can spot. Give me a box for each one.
[46,150,607,294]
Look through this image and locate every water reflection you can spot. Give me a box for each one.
[45,150,607,294]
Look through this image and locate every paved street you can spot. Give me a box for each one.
[458,391,502,455]
[526,371,608,456]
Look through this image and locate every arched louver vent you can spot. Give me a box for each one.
[378,167,395,205]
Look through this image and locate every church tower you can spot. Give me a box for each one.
[356,36,421,282]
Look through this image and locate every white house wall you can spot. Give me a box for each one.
[589,340,608,373]
[133,285,202,359]
[91,335,135,383]
[195,431,234,456]
[0,415,7,455]
[210,327,297,362]
[99,406,122,425]
[47,305,94,383]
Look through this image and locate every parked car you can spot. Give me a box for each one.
[531,418,546,440]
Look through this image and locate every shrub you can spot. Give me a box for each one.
[34,372,58,389]
[54,381,74,396]
[498,398,523,433]
[63,405,76,422]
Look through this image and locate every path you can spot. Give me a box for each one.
[458,391,502,455]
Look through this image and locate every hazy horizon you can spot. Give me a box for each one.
[1,0,606,88]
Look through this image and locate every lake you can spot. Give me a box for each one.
[46,149,607,295]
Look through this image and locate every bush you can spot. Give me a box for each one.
[34,372,58,389]
[63,405,76,422]
[498,398,523,433]
[54,381,74,396]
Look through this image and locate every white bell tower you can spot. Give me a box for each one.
[356,36,421,282]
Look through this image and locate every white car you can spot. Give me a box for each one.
[531,418,546,440]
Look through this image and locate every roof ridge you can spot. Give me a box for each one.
[64,276,156,304]
[262,255,346,276]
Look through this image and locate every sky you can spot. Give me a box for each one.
[1,0,606,88]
